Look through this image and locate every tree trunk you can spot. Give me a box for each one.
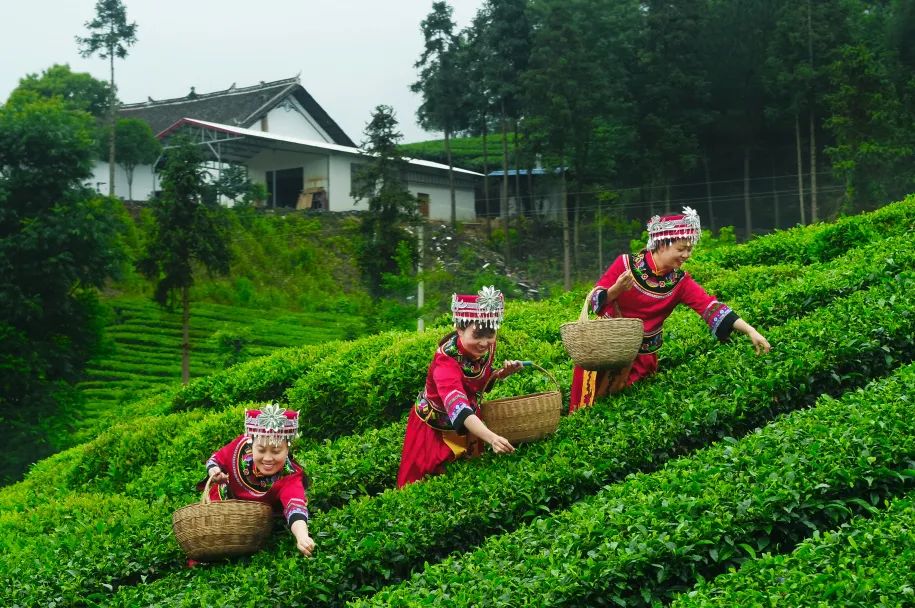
[444,128,457,227]
[772,160,781,229]
[513,124,522,217]
[108,54,116,198]
[795,112,806,224]
[809,109,818,222]
[702,155,716,232]
[417,222,425,333]
[527,165,540,219]
[573,189,581,272]
[500,108,511,266]
[126,169,134,202]
[647,182,656,217]
[597,195,603,274]
[807,0,818,223]
[744,147,753,240]
[181,285,190,385]
[561,167,571,291]
[482,121,491,237]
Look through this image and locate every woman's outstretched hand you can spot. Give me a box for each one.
[748,329,771,355]
[488,434,515,454]
[291,520,315,557]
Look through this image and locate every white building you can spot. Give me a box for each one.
[92,77,481,221]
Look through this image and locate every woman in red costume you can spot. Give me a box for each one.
[201,403,315,558]
[569,206,771,412]
[397,286,524,488]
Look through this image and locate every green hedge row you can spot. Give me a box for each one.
[107,296,352,329]
[662,233,914,367]
[104,274,915,607]
[674,492,915,607]
[286,327,566,442]
[83,362,186,378]
[0,250,886,606]
[0,492,175,608]
[3,214,908,604]
[696,194,915,268]
[18,226,908,507]
[356,363,915,607]
[12,227,904,510]
[168,342,341,411]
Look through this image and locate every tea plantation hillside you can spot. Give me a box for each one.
[2,195,914,607]
[65,296,364,449]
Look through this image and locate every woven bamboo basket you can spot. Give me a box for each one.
[172,476,274,561]
[481,363,562,444]
[560,294,643,371]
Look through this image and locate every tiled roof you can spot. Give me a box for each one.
[118,76,355,147]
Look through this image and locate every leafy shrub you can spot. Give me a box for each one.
[360,362,915,606]
[696,194,915,267]
[673,493,915,607]
[210,326,253,369]
[104,275,915,607]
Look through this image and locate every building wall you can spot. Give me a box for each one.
[249,98,332,143]
[90,162,157,201]
[408,183,476,221]
[333,157,362,212]
[91,147,480,222]
[405,169,477,221]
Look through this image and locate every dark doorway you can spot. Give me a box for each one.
[266,168,303,207]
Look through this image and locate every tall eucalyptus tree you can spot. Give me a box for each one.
[523,0,639,287]
[76,0,137,198]
[412,1,470,227]
[481,0,531,266]
[632,0,712,219]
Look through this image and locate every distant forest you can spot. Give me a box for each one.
[404,0,915,237]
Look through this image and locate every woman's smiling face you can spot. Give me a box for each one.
[653,239,694,272]
[456,324,496,359]
[252,438,288,475]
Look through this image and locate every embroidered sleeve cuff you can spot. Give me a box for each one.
[205,459,220,475]
[702,301,738,341]
[451,405,474,434]
[714,311,740,341]
[284,498,310,525]
[287,511,309,527]
[590,288,608,315]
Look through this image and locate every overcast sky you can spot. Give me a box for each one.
[0,0,485,143]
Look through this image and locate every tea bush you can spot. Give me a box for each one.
[359,362,915,606]
[104,275,915,607]
[674,493,915,607]
[695,194,915,267]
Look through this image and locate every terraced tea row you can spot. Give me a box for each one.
[358,362,915,606]
[102,275,915,606]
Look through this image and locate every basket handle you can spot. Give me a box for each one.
[518,361,560,391]
[201,474,214,505]
[580,288,623,320]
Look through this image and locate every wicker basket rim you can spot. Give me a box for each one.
[173,498,272,518]
[560,316,643,328]
[561,291,645,326]
[483,389,561,406]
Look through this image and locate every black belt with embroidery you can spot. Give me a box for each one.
[639,329,663,354]
[414,393,456,432]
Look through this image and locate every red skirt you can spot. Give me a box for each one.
[397,408,485,488]
[397,409,456,488]
[568,352,658,413]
